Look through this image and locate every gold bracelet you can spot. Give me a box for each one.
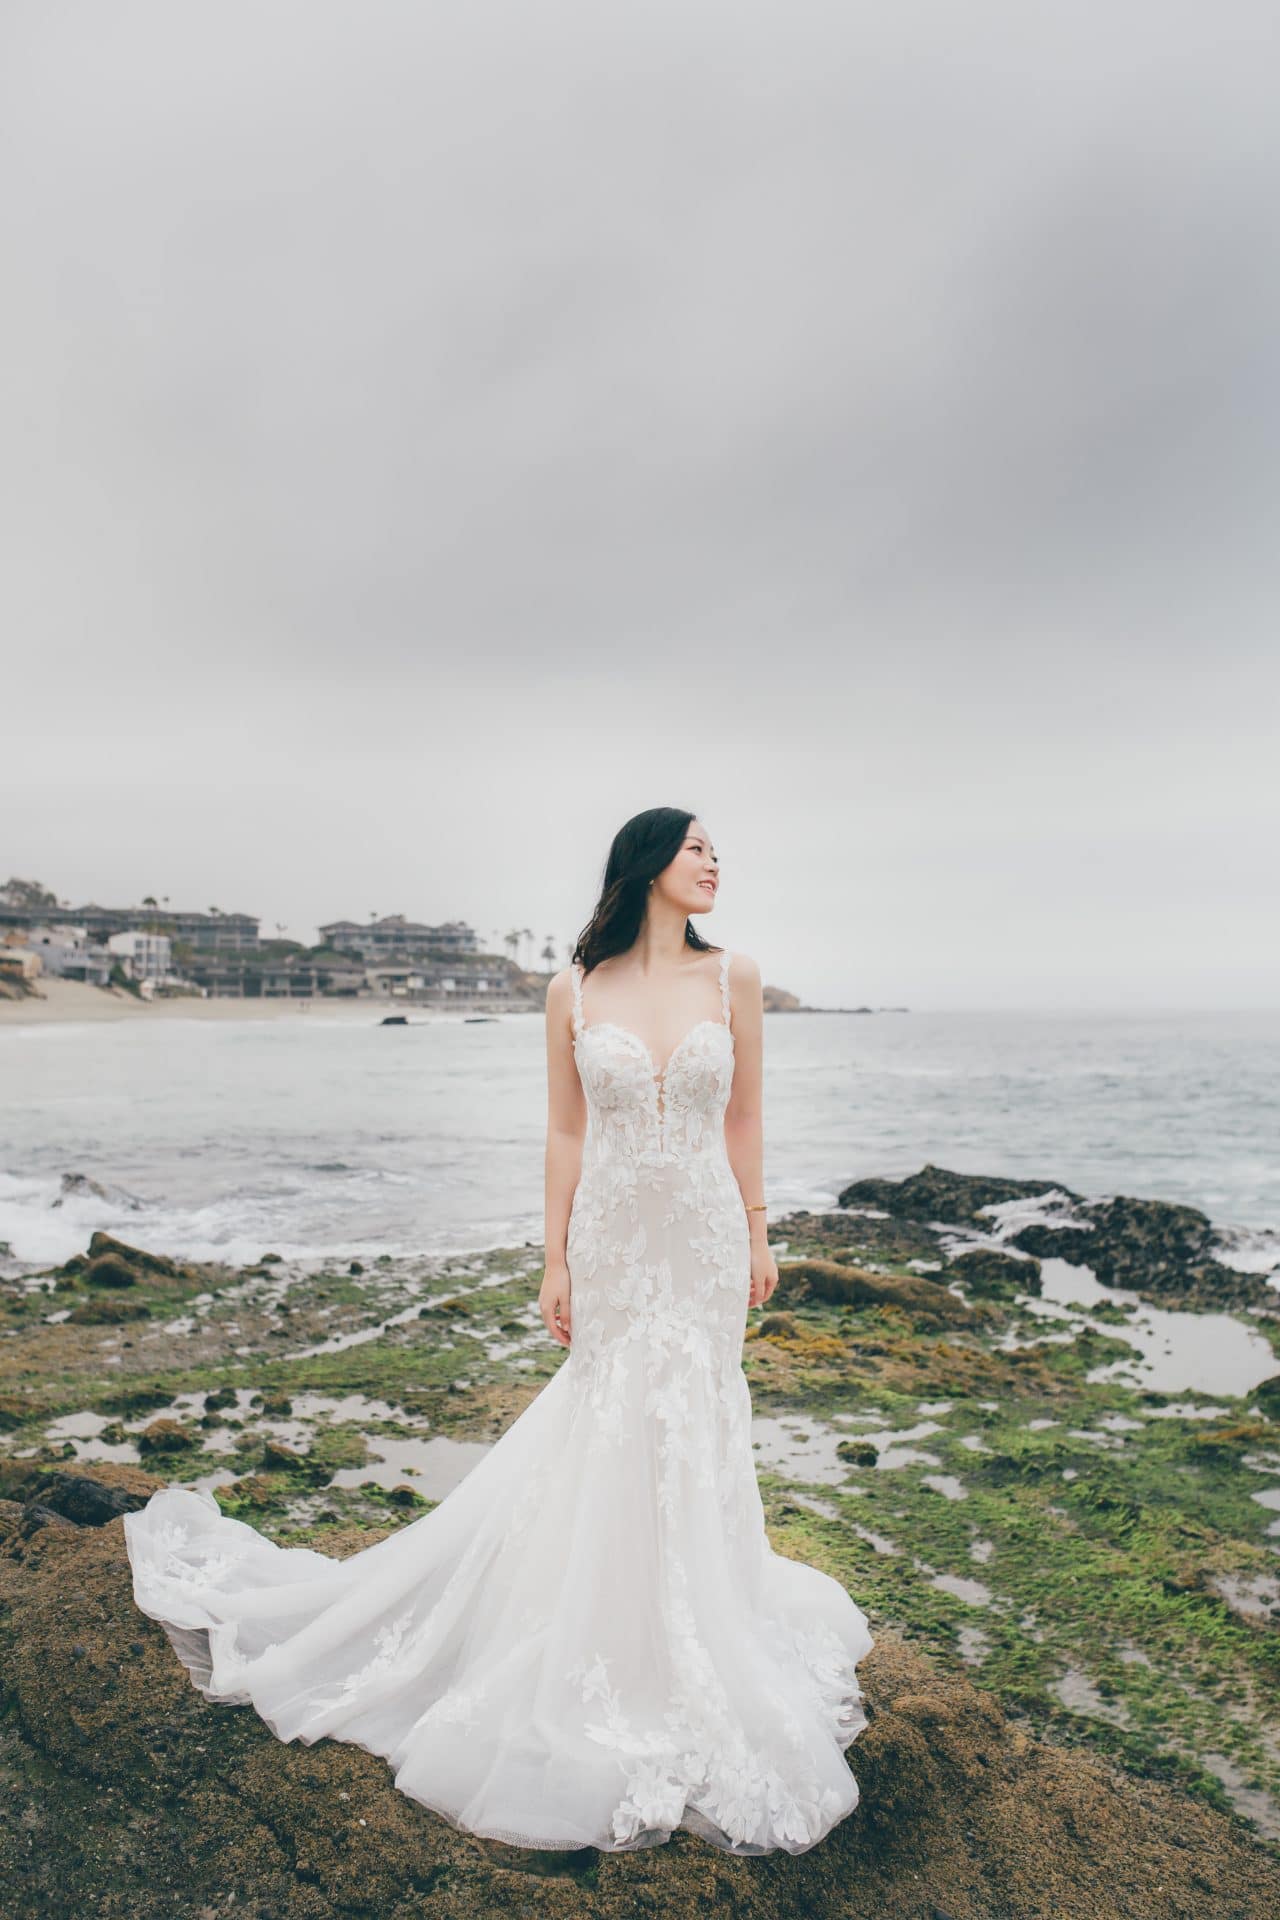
[744,1203,767,1212]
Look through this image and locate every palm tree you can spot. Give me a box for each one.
[504,929,521,968]
[540,934,557,972]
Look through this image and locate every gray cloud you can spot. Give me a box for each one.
[3,2,1277,1006]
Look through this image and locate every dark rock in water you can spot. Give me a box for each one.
[838,1164,1078,1226]
[758,1311,801,1339]
[830,1167,1277,1315]
[86,1232,179,1278]
[1013,1197,1274,1311]
[52,1172,143,1211]
[946,1248,1042,1299]
[380,1014,408,1025]
[261,1439,303,1470]
[1009,1221,1092,1262]
[2,1479,1278,1919]
[838,1438,880,1468]
[1064,1195,1211,1290]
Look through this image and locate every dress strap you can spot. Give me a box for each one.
[569,960,585,1040]
[718,949,733,1027]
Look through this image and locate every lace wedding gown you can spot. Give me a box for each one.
[123,948,873,1855]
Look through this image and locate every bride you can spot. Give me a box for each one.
[124,805,874,1855]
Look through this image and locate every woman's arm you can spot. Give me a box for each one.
[540,967,587,1347]
[722,953,779,1309]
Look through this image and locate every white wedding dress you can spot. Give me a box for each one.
[123,949,873,1854]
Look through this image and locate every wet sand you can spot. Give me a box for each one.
[0,978,515,1027]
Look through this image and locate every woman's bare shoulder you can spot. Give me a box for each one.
[722,950,761,985]
[546,967,576,1020]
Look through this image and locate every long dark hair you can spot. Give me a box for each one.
[572,806,721,974]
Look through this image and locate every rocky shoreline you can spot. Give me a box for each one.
[2,1166,1279,1916]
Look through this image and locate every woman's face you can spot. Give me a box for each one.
[653,820,719,916]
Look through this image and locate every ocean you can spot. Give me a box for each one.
[1,1007,1277,1277]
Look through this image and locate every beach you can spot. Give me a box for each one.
[0,977,522,1027]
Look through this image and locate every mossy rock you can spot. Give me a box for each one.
[102,1384,174,1416]
[86,1233,181,1278]
[947,1247,1042,1299]
[0,1394,47,1433]
[759,1311,800,1339]
[1254,1374,1280,1420]
[387,1484,425,1507]
[67,1295,151,1325]
[137,1419,194,1455]
[220,1473,279,1507]
[777,1258,974,1328]
[84,1252,139,1289]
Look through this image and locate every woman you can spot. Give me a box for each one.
[123,805,873,1856]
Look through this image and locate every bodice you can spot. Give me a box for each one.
[571,953,736,1170]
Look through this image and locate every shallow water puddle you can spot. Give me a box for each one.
[44,1410,142,1465]
[1019,1260,1276,1397]
[921,1473,967,1500]
[1201,1752,1280,1841]
[1210,1572,1280,1626]
[1055,1667,1130,1726]
[328,1432,493,1498]
[931,1572,991,1606]
[751,1413,854,1485]
[1251,1486,1280,1535]
[957,1625,991,1665]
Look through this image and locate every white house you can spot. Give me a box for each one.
[107,929,173,984]
[26,925,112,986]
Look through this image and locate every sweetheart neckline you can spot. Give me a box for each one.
[575,1017,733,1087]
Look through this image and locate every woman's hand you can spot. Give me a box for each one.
[539,1262,573,1348]
[748,1239,779,1309]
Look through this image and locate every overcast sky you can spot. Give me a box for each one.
[3,2,1277,1009]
